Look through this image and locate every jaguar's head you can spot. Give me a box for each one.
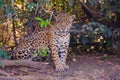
[55,13,75,34]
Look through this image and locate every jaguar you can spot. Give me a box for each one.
[8,13,75,71]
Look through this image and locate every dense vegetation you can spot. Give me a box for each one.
[0,0,120,56]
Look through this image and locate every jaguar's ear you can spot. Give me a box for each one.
[54,15,60,23]
[70,15,75,20]
[54,14,60,21]
[54,15,57,20]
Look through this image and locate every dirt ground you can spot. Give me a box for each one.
[0,54,120,80]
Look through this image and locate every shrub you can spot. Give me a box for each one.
[70,22,120,53]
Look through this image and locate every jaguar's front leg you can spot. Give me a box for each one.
[59,34,70,70]
[50,44,65,71]
[58,46,69,70]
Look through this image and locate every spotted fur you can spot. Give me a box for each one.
[8,13,75,71]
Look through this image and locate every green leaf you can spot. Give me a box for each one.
[112,41,119,49]
[81,38,88,46]
[117,28,120,33]
[40,22,43,27]
[26,2,37,9]
[0,48,10,68]
[0,0,3,9]
[102,32,108,38]
[68,0,73,6]
[0,48,9,59]
[0,61,5,68]
[107,29,112,38]
[35,17,44,22]
[106,41,112,48]
[99,26,105,33]
[35,17,50,28]
[46,19,50,24]
[36,48,49,57]
[94,28,99,32]
[86,26,93,32]
[88,0,98,6]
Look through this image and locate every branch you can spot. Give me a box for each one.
[0,70,10,76]
[1,59,51,69]
[0,59,52,79]
[12,14,18,46]
[79,1,102,16]
[40,4,55,22]
[0,75,42,80]
[79,0,113,21]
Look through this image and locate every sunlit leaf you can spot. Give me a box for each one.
[35,17,44,22]
[68,0,73,6]
[0,0,3,9]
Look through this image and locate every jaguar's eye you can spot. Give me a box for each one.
[66,20,69,24]
[56,19,61,23]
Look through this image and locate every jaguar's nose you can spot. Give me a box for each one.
[60,29,68,33]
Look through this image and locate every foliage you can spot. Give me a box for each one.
[50,0,83,16]
[70,22,120,53]
[0,0,3,9]
[87,0,120,13]
[87,0,120,21]
[35,17,50,28]
[0,48,9,68]
[25,2,37,10]
[37,0,50,6]
[50,0,71,12]
[100,0,120,13]
[69,0,120,54]
[99,54,111,61]
[32,48,49,61]
[87,0,98,6]
[0,0,120,55]
[0,48,9,59]
[37,48,49,57]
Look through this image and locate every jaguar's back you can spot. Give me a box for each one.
[8,13,75,71]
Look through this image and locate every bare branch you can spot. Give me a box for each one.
[79,0,102,16]
[1,59,51,69]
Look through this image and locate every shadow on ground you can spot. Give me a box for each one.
[0,54,120,80]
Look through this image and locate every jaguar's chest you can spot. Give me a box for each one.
[53,33,70,45]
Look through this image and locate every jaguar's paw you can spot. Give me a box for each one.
[55,65,65,72]
[64,64,69,70]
